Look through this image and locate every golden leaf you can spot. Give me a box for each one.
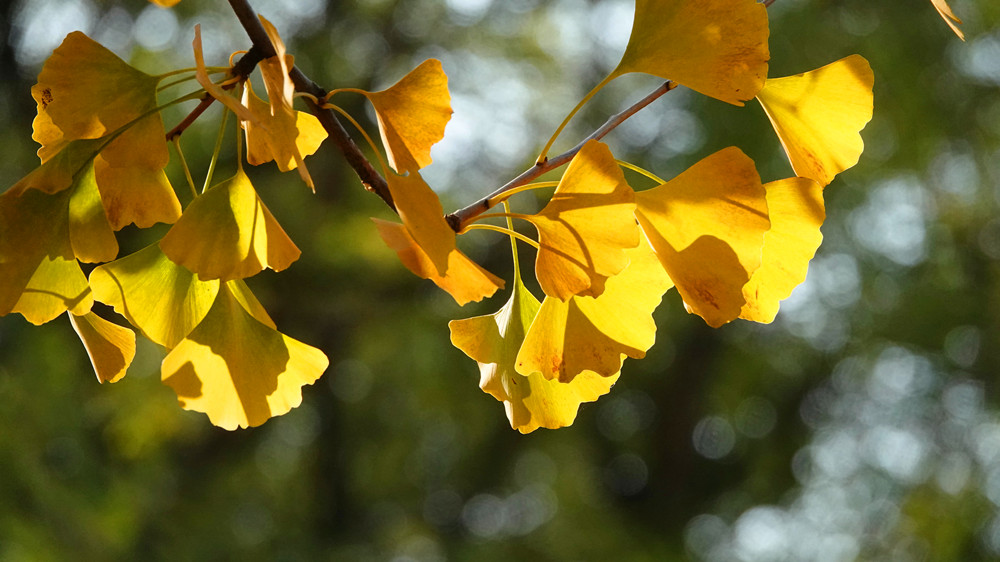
[242,81,327,189]
[69,311,136,383]
[161,284,329,430]
[93,156,182,229]
[159,170,301,282]
[741,177,824,323]
[89,244,221,348]
[612,0,769,106]
[383,171,456,275]
[374,219,503,306]
[193,25,255,124]
[523,140,639,300]
[635,147,769,327]
[516,237,673,383]
[362,59,452,174]
[756,55,874,187]
[450,274,616,433]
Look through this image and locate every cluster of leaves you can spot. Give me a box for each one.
[0,0,963,432]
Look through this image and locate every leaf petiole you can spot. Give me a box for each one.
[322,102,391,179]
[463,223,540,250]
[616,160,665,185]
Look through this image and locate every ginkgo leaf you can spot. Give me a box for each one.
[450,272,617,433]
[193,25,255,124]
[374,219,503,306]
[89,244,221,348]
[31,31,166,170]
[930,0,964,40]
[150,0,181,6]
[522,140,639,300]
[362,59,452,174]
[612,0,769,106]
[68,161,118,264]
[741,177,824,323]
[516,237,673,383]
[93,156,182,229]
[69,311,136,383]
[242,81,327,188]
[635,147,769,328]
[383,171,456,275]
[0,174,115,325]
[160,283,329,430]
[159,170,301,282]
[12,137,106,195]
[756,55,874,188]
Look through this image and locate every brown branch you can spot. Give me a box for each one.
[444,81,676,232]
[227,0,394,209]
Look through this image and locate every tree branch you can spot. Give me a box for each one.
[226,0,394,209]
[444,80,676,232]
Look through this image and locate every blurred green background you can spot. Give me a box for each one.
[2,0,1000,559]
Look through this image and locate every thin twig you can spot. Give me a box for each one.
[444,80,676,231]
[227,0,394,209]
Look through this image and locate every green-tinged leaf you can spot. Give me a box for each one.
[94,155,181,230]
[69,311,136,383]
[159,170,301,282]
[450,274,617,433]
[68,161,118,263]
[161,284,329,430]
[89,243,220,348]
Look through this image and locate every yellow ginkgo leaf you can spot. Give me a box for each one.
[383,171,456,275]
[756,55,874,188]
[741,177,824,323]
[89,244,221,348]
[374,219,503,306]
[12,137,106,195]
[523,140,638,300]
[150,0,181,6]
[93,156,182,229]
[160,284,329,430]
[0,173,116,325]
[68,161,118,264]
[930,0,964,40]
[69,311,136,383]
[242,81,327,189]
[635,147,769,328]
[362,59,452,174]
[450,270,617,433]
[516,237,673,383]
[159,170,301,282]
[31,31,166,170]
[612,0,769,106]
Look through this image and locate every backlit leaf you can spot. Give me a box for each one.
[635,147,769,327]
[159,170,300,282]
[612,0,769,106]
[362,59,452,174]
[756,55,874,187]
[242,82,327,183]
[161,284,329,430]
[93,156,182,230]
[741,177,825,323]
[383,171,456,275]
[89,244,220,348]
[68,161,118,264]
[193,25,255,124]
[12,137,106,195]
[31,31,166,170]
[69,311,136,383]
[523,140,638,300]
[516,237,673,382]
[450,274,617,433]
[374,219,503,306]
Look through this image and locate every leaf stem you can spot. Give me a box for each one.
[616,160,665,185]
[203,107,230,193]
[172,137,199,200]
[486,181,560,207]
[323,102,391,180]
[464,223,541,250]
[446,80,675,231]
